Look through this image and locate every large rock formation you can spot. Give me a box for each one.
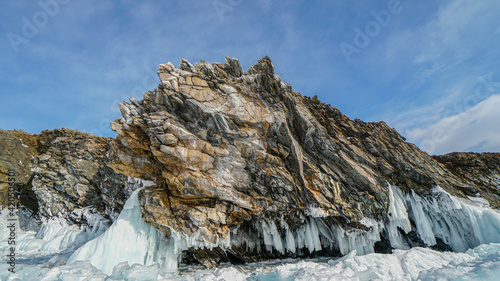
[109,57,499,265]
[1,56,499,268]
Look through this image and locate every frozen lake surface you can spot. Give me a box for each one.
[2,187,499,280]
[1,243,499,280]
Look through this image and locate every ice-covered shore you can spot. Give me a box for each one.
[1,243,499,280]
[1,185,500,280]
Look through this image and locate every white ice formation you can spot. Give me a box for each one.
[0,177,156,256]
[67,186,233,275]
[387,185,500,252]
[67,188,178,275]
[231,215,382,256]
[0,206,108,255]
[66,183,500,275]
[3,182,500,278]
[231,184,500,258]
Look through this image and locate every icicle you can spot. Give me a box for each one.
[231,215,380,257]
[405,190,436,246]
[416,186,500,252]
[333,218,381,255]
[387,185,500,252]
[386,185,411,249]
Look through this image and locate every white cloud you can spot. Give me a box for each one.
[406,95,500,154]
[390,74,488,131]
[372,0,500,155]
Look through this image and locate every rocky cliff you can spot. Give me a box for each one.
[1,56,499,268]
[0,128,129,229]
[433,152,500,209]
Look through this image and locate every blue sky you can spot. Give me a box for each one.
[1,0,499,155]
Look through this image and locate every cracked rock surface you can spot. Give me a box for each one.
[110,56,500,249]
[0,128,129,225]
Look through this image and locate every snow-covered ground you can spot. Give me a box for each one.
[0,243,499,280]
[1,185,500,281]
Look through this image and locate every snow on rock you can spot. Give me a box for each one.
[305,206,329,218]
[67,188,178,275]
[0,206,108,255]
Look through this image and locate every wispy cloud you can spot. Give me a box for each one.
[367,0,500,154]
[407,95,500,154]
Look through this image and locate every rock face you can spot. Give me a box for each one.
[1,56,499,268]
[433,152,500,209]
[0,129,39,221]
[109,56,500,265]
[0,128,129,228]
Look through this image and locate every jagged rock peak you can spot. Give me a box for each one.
[179,56,246,78]
[179,58,195,72]
[223,56,244,77]
[157,56,275,85]
[247,55,274,75]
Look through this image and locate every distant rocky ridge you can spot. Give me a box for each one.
[1,56,499,268]
[0,128,129,229]
[433,152,500,209]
